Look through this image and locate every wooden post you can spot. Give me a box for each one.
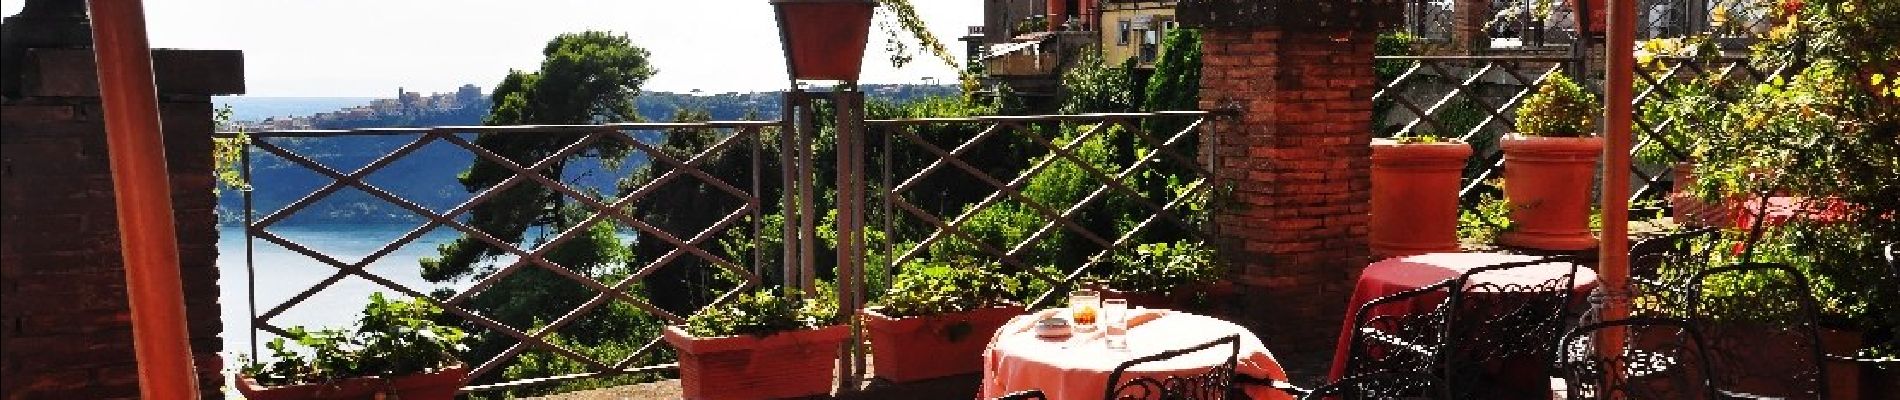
[85,0,201,397]
[832,88,867,391]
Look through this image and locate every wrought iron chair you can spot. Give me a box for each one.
[995,389,1048,400]
[1440,255,1587,399]
[1104,334,1241,400]
[1688,262,1829,399]
[1557,317,1719,400]
[1300,371,1447,400]
[1340,278,1457,379]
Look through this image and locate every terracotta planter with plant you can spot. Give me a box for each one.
[862,263,1025,382]
[664,287,845,400]
[1499,72,1602,251]
[236,293,470,400]
[1371,137,1473,259]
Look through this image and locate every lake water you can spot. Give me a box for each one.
[216,224,467,357]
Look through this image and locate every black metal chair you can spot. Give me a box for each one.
[1341,278,1456,379]
[995,389,1048,400]
[1104,334,1241,400]
[1300,371,1447,400]
[1688,262,1829,399]
[1440,255,1587,399]
[1557,317,1719,400]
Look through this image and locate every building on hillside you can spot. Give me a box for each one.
[1098,0,1178,68]
[972,0,1183,102]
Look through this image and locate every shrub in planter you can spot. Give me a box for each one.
[1371,135,1473,258]
[236,293,469,400]
[862,260,1024,382]
[1092,241,1227,310]
[1500,71,1603,251]
[663,286,845,400]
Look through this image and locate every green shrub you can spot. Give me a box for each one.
[1514,72,1600,137]
[240,293,468,386]
[683,285,839,337]
[872,259,1020,318]
[1096,241,1220,297]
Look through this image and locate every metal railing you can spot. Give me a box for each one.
[235,121,776,393]
[230,111,1220,393]
[1374,51,1793,208]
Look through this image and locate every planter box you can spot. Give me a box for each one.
[1370,140,1473,259]
[861,305,1026,382]
[662,324,848,400]
[236,365,466,400]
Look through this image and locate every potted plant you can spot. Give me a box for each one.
[1091,241,1229,311]
[1371,134,1474,259]
[663,286,846,400]
[236,293,469,400]
[1498,72,1602,251]
[861,260,1025,382]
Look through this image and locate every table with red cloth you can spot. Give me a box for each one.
[984,308,1292,400]
[1326,253,1598,393]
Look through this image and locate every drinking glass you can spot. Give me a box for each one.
[1069,289,1101,332]
[1102,298,1130,349]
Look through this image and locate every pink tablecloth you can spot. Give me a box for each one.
[1326,252,1598,380]
[983,309,1292,400]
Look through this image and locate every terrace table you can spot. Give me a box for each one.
[1326,253,1598,393]
[982,309,1293,400]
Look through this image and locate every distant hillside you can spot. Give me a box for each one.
[215,97,379,121]
[220,84,960,225]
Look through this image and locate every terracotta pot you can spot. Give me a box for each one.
[771,0,876,81]
[236,364,466,400]
[1572,0,1607,34]
[1498,135,1601,251]
[663,324,848,400]
[861,305,1026,382]
[1370,139,1473,259]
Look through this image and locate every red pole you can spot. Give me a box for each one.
[86,0,202,398]
[1599,0,1637,386]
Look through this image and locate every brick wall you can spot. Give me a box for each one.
[1,8,243,398]
[1198,28,1377,377]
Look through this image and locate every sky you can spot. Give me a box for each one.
[1,0,980,97]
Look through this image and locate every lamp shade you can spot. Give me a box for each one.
[772,0,877,81]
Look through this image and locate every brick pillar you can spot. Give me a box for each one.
[1452,0,1492,54]
[1,2,244,398]
[1179,0,1399,379]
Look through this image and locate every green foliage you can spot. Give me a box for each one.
[1095,241,1220,297]
[211,105,250,193]
[1143,28,1202,115]
[684,285,840,337]
[1059,50,1144,114]
[1515,72,1601,137]
[1458,190,1514,244]
[1683,0,1899,337]
[240,293,467,387]
[872,259,1020,318]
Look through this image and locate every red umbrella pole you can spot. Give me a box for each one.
[1599,0,1638,387]
[87,0,202,398]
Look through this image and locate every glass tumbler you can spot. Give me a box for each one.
[1069,289,1101,332]
[1102,298,1130,349]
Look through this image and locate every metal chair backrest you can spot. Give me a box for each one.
[1301,371,1447,400]
[1342,278,1458,379]
[1104,334,1242,400]
[1440,255,1586,399]
[1688,262,1829,399]
[1557,317,1720,400]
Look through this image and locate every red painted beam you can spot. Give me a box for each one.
[86,0,202,398]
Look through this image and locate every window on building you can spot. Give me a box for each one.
[1117,20,1132,45]
[1139,28,1160,63]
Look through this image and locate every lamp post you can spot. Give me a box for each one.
[771,0,876,390]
